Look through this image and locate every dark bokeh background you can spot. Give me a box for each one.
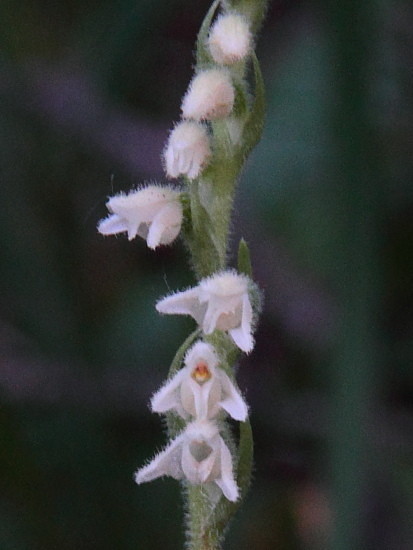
[1,1,412,549]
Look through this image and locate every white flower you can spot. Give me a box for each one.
[163,121,211,180]
[97,185,183,249]
[156,270,254,353]
[134,419,239,502]
[151,341,248,421]
[181,69,235,121]
[208,13,252,65]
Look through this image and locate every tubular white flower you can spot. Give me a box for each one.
[163,121,211,180]
[151,341,248,421]
[208,13,252,65]
[156,270,254,353]
[134,419,239,502]
[97,185,182,249]
[181,69,235,121]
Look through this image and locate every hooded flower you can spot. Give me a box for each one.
[156,270,254,353]
[134,419,239,502]
[151,341,248,421]
[97,185,183,249]
[163,121,211,180]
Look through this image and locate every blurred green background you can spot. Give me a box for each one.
[0,0,412,548]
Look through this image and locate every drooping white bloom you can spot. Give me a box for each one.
[163,121,211,180]
[134,419,239,502]
[97,185,183,249]
[208,13,252,65]
[151,341,248,421]
[181,69,235,121]
[156,271,254,353]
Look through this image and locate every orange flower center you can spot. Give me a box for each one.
[191,361,212,383]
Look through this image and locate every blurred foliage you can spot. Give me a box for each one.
[0,0,412,549]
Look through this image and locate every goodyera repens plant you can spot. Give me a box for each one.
[98,1,268,548]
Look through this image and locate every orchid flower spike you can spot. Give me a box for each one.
[151,341,248,421]
[97,185,183,249]
[156,270,255,353]
[134,419,239,502]
[163,121,211,180]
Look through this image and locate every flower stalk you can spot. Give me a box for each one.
[98,0,269,548]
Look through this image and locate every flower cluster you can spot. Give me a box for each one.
[134,270,255,501]
[97,185,182,249]
[97,1,262,510]
[135,341,248,501]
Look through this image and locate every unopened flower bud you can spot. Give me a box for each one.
[163,121,211,180]
[181,69,235,121]
[208,14,252,65]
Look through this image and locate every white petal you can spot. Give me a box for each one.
[164,144,179,178]
[202,302,224,334]
[204,378,222,420]
[217,370,248,422]
[228,293,254,353]
[150,368,188,415]
[97,214,128,236]
[214,437,239,502]
[184,341,218,370]
[126,219,141,241]
[156,288,204,324]
[134,433,186,484]
[180,377,200,418]
[181,438,215,484]
[146,202,182,249]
